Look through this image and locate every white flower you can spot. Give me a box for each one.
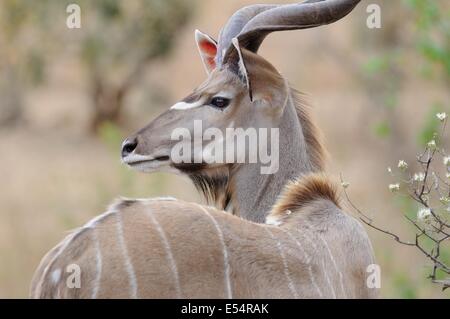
[341,181,350,189]
[397,160,408,170]
[417,208,432,221]
[413,172,426,182]
[447,173,450,179]
[387,167,392,173]
[427,140,437,150]
[436,112,448,122]
[444,156,450,167]
[388,183,400,193]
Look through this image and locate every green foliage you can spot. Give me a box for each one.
[364,1,449,145]
[0,0,194,128]
[24,50,45,85]
[373,121,391,138]
[97,0,122,20]
[0,0,29,40]
[395,194,417,221]
[405,0,450,78]
[405,0,440,30]
[97,121,134,193]
[362,56,391,76]
[98,121,124,153]
[80,35,105,67]
[392,272,418,299]
[384,94,398,110]
[0,0,59,125]
[418,103,445,145]
[360,51,402,142]
[70,0,195,130]
[73,0,194,70]
[0,0,53,82]
[439,250,450,278]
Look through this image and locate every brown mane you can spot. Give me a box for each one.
[292,89,327,172]
[269,172,340,220]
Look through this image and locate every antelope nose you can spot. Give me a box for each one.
[121,138,138,158]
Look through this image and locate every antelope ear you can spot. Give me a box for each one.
[231,38,253,101]
[230,38,286,109]
[195,29,218,74]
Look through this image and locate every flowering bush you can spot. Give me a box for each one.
[343,112,450,291]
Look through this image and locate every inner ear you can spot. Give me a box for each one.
[231,38,253,101]
[230,39,286,108]
[195,29,218,75]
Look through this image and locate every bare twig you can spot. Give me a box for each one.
[341,117,450,291]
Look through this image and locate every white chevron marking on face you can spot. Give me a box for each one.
[170,100,203,111]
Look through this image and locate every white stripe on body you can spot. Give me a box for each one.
[91,229,103,299]
[146,209,182,298]
[115,212,138,299]
[194,204,233,299]
[279,228,323,298]
[264,227,299,298]
[301,230,337,299]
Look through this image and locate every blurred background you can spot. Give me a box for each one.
[0,0,449,298]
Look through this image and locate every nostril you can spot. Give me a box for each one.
[121,138,138,157]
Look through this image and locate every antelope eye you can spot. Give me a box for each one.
[209,97,231,109]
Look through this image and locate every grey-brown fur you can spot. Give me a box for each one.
[31,174,378,298]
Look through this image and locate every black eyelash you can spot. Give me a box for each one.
[209,97,231,109]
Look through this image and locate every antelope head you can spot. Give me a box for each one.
[121,39,286,172]
[121,0,361,215]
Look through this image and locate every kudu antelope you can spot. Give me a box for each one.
[31,0,378,298]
